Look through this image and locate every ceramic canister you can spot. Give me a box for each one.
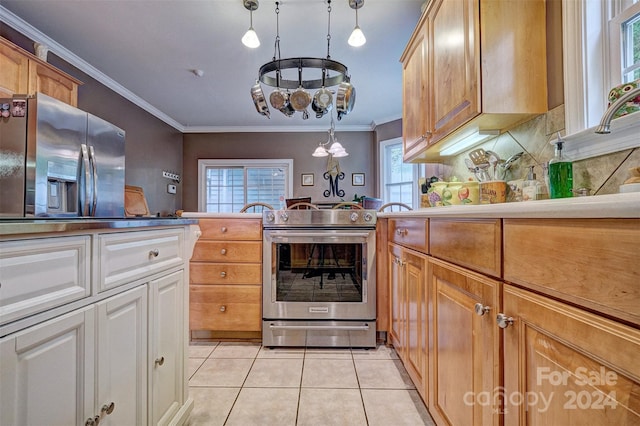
[480,180,507,204]
[450,181,479,205]
[427,182,448,207]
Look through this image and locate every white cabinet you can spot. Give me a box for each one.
[0,306,95,426]
[96,285,148,426]
[0,225,198,426]
[149,270,185,426]
[0,235,91,325]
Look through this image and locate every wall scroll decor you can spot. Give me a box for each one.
[302,173,314,186]
[352,173,365,186]
[323,155,345,197]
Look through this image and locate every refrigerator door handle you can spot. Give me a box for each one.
[80,144,91,216]
[88,145,98,216]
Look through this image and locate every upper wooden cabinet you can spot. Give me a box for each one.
[0,37,82,106]
[400,0,548,162]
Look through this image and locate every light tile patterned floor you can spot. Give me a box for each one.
[186,342,436,426]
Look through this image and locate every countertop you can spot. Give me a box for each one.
[181,193,639,219]
[0,217,198,237]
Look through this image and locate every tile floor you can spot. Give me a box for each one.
[186,342,436,426]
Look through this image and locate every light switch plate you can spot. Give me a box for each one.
[167,184,177,194]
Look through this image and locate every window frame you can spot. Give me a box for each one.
[197,159,293,212]
[562,0,640,160]
[378,137,421,208]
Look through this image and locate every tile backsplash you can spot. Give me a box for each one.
[442,105,639,196]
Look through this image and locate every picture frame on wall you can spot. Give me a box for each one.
[352,173,365,186]
[302,173,314,186]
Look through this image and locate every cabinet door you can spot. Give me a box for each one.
[96,286,148,426]
[402,19,430,160]
[429,258,501,426]
[0,307,95,426]
[388,243,405,358]
[0,39,29,96]
[405,248,428,401]
[149,270,184,426]
[502,285,640,426]
[428,0,480,144]
[28,61,79,106]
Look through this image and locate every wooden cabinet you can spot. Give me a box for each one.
[388,217,429,400]
[428,258,501,426]
[400,0,547,161]
[190,218,262,337]
[501,285,640,426]
[0,37,82,106]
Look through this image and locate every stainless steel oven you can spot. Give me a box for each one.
[262,209,377,348]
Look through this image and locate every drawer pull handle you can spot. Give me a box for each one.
[496,313,515,329]
[220,305,226,312]
[396,228,407,236]
[474,303,491,316]
[155,356,165,366]
[221,227,227,233]
[85,416,98,426]
[220,271,227,277]
[221,248,227,255]
[149,249,159,258]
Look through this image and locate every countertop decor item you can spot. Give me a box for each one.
[249,0,356,120]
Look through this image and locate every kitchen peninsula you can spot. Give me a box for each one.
[0,218,200,426]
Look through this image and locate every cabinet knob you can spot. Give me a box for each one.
[220,305,226,312]
[474,303,491,316]
[220,248,227,255]
[85,416,98,426]
[396,228,408,236]
[101,402,115,416]
[221,226,227,233]
[149,249,159,258]
[496,313,515,329]
[220,271,227,278]
[155,356,165,366]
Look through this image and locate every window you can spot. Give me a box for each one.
[198,159,293,212]
[379,138,419,208]
[616,1,640,82]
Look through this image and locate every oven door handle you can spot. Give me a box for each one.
[268,324,370,331]
[266,232,372,239]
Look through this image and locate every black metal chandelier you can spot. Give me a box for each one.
[249,0,356,120]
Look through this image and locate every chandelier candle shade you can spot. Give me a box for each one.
[249,0,357,120]
[241,0,260,48]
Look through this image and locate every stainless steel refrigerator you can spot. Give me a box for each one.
[0,93,125,218]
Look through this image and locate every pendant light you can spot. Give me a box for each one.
[348,0,366,47]
[312,113,349,157]
[242,0,260,48]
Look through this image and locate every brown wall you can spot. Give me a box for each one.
[1,27,183,217]
[182,131,375,211]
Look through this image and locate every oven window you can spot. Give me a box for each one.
[275,242,364,303]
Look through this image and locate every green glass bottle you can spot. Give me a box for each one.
[549,135,573,199]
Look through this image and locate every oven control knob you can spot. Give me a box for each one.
[280,212,289,222]
[363,212,373,222]
[265,212,275,223]
[350,212,359,222]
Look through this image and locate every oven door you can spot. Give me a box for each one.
[262,228,376,321]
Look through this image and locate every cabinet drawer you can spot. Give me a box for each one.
[198,218,262,240]
[504,218,640,326]
[97,228,184,292]
[429,218,502,278]
[190,285,261,331]
[192,241,261,263]
[388,218,428,253]
[190,263,262,285]
[0,236,91,325]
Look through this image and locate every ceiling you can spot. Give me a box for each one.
[1,0,425,133]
